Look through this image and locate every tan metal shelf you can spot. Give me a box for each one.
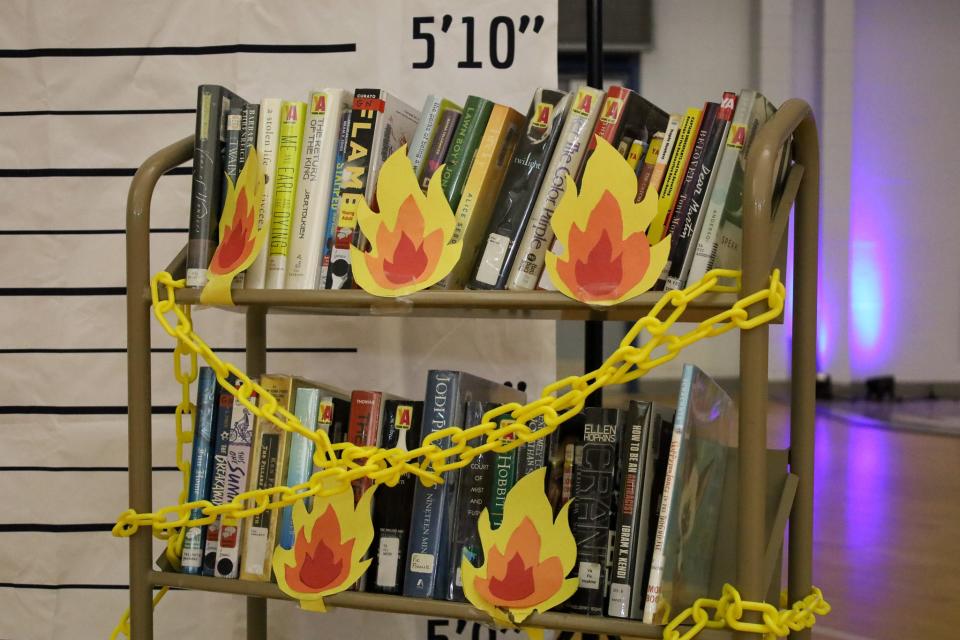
[150,570,675,638]
[168,287,761,323]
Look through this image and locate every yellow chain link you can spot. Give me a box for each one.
[110,266,829,640]
[663,584,831,640]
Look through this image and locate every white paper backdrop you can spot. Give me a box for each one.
[0,1,560,637]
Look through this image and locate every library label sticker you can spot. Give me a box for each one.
[545,137,669,306]
[462,468,578,626]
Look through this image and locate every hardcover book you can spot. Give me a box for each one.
[221,108,243,202]
[403,371,524,599]
[369,399,424,594]
[201,375,238,576]
[441,400,496,602]
[346,390,388,503]
[239,375,316,581]
[186,85,245,288]
[470,88,571,290]
[643,365,734,624]
[568,407,624,615]
[362,90,420,215]
[264,101,307,289]
[244,98,282,290]
[506,85,604,291]
[439,96,494,210]
[213,387,257,578]
[181,367,219,574]
[237,103,260,174]
[434,103,523,290]
[285,89,351,290]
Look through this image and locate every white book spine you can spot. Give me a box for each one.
[244,99,282,290]
[365,91,421,204]
[285,90,347,290]
[213,392,256,578]
[506,87,604,291]
[407,95,443,177]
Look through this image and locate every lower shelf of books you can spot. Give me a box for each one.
[150,570,682,638]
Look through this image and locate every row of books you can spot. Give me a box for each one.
[185,84,786,295]
[180,363,736,624]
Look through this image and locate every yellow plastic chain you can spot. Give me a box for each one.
[110,266,828,639]
[663,584,831,640]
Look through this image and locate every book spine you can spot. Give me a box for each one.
[442,400,494,602]
[607,402,650,618]
[285,92,331,289]
[663,104,718,252]
[237,103,260,175]
[643,369,693,623]
[264,102,307,289]
[434,105,523,290]
[505,86,604,291]
[318,111,351,289]
[325,90,380,289]
[635,133,664,202]
[487,431,518,530]
[403,371,460,598]
[213,389,256,579]
[626,139,646,169]
[568,408,622,615]
[589,86,632,152]
[202,376,237,576]
[649,108,703,243]
[244,98,282,290]
[665,94,737,290]
[408,95,444,179]
[239,375,294,581]
[187,86,227,288]
[181,368,218,573]
[346,390,383,502]
[440,96,493,210]
[370,400,423,593]
[515,415,548,479]
[470,89,571,290]
[359,91,420,223]
[279,388,320,550]
[420,109,460,189]
[222,108,243,197]
[640,115,681,204]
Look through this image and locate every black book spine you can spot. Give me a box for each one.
[403,371,461,598]
[607,401,651,617]
[444,400,496,601]
[369,399,423,594]
[326,89,380,289]
[469,89,571,290]
[568,407,623,615]
[238,103,260,172]
[664,103,719,247]
[327,397,351,445]
[516,415,548,479]
[222,108,243,197]
[187,85,244,287]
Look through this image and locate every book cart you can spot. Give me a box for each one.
[122,91,819,640]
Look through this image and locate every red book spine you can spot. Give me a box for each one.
[347,390,384,502]
[588,86,632,151]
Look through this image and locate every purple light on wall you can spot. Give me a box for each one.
[848,236,888,372]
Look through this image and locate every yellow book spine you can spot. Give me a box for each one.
[239,374,295,581]
[649,107,702,243]
[264,101,307,288]
[437,105,524,289]
[626,139,645,169]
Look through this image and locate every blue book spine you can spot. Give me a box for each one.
[181,367,218,574]
[279,388,320,550]
[318,111,351,288]
[403,371,460,598]
[201,374,237,576]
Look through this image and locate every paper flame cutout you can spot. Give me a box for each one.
[350,146,463,296]
[463,468,578,626]
[272,483,374,611]
[201,147,267,305]
[546,137,669,306]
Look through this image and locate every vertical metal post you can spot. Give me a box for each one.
[246,306,268,640]
[788,114,820,640]
[584,0,604,407]
[126,136,193,640]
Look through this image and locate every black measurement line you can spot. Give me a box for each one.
[0,347,357,355]
[0,405,176,415]
[0,42,356,58]
[0,286,125,296]
[0,167,191,178]
[0,466,179,472]
[0,108,194,117]
[0,523,114,533]
[0,228,187,236]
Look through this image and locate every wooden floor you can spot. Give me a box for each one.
[800,404,960,640]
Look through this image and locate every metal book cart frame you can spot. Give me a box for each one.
[123,96,819,639]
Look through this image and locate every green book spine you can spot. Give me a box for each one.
[440,96,493,210]
[487,430,518,529]
[264,101,307,289]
